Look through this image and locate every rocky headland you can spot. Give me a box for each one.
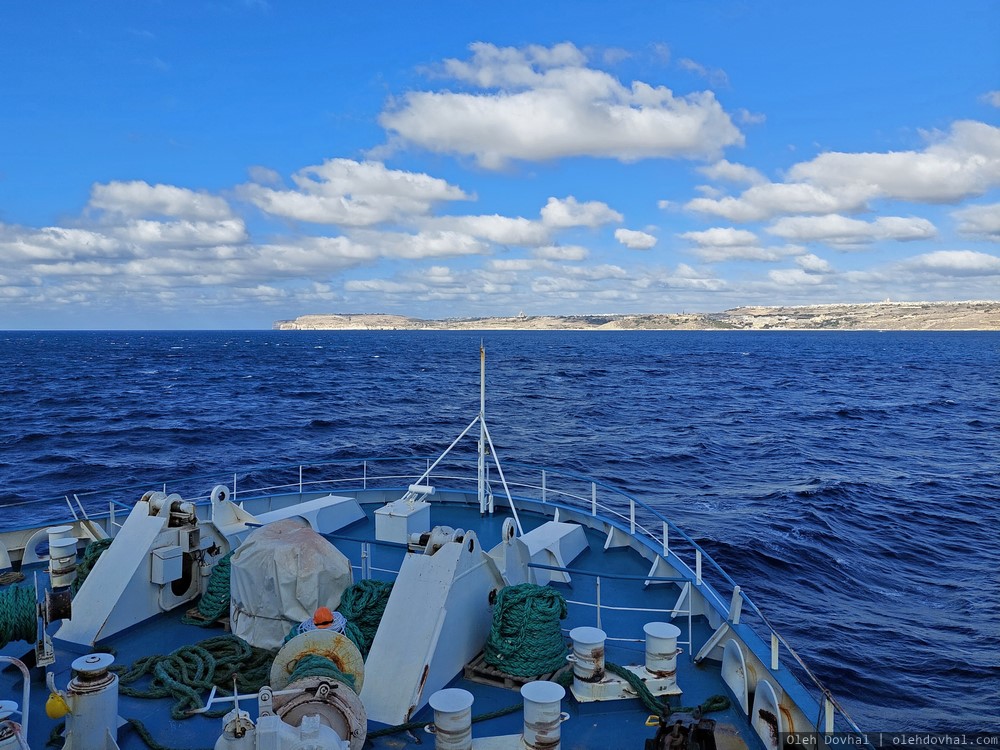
[274,301,1000,331]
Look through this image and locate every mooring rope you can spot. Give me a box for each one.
[336,578,393,658]
[181,552,233,627]
[70,538,113,595]
[484,583,568,677]
[0,583,35,649]
[112,634,276,720]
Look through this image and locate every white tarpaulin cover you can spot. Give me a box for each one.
[230,517,353,649]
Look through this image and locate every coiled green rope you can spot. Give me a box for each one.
[336,578,393,658]
[484,583,568,677]
[71,538,113,594]
[0,583,35,648]
[181,552,233,627]
[285,653,357,691]
[112,634,276,720]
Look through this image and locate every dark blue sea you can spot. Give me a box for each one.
[2,330,998,732]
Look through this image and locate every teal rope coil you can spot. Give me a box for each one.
[484,583,568,677]
[71,538,113,595]
[285,653,357,692]
[112,634,276,720]
[181,552,233,627]
[0,583,35,648]
[336,579,393,658]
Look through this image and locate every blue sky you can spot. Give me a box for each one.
[1,1,998,329]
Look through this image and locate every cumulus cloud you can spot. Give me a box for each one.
[952,202,1000,241]
[614,228,657,249]
[980,91,1000,108]
[697,159,766,185]
[240,159,470,226]
[89,181,234,220]
[379,42,744,168]
[533,245,590,261]
[677,57,729,87]
[540,196,623,228]
[686,120,1000,221]
[766,214,937,246]
[769,268,826,285]
[680,227,759,247]
[900,249,1000,276]
[796,253,833,273]
[679,226,804,262]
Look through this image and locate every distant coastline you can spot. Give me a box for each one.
[274,300,1000,332]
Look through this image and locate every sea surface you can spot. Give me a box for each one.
[1,330,998,732]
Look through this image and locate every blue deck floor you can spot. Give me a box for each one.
[1,500,759,750]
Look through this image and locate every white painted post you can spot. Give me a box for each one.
[695,550,702,585]
[298,465,303,495]
[629,499,636,535]
[771,633,779,671]
[591,483,597,516]
[363,460,367,489]
[595,577,602,630]
[662,522,669,557]
[728,586,743,625]
[824,696,835,732]
[542,470,547,503]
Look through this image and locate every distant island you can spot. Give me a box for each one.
[274,300,1000,331]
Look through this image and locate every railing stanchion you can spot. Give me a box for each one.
[662,522,669,557]
[728,585,743,625]
[591,483,597,516]
[542,470,547,503]
[233,473,237,503]
[629,499,636,535]
[299,465,303,496]
[695,550,702,585]
[363,461,367,489]
[771,633,780,671]
[595,576,602,630]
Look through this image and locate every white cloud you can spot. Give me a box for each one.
[533,245,590,261]
[900,250,1000,276]
[540,196,623,228]
[952,203,1000,241]
[980,90,1000,108]
[769,268,826,285]
[614,228,657,249]
[788,121,1000,204]
[112,219,248,247]
[681,227,758,247]
[677,58,729,88]
[796,253,833,273]
[89,181,234,220]
[697,159,766,185]
[766,214,937,246]
[380,42,744,168]
[424,214,551,246]
[686,120,1000,221]
[241,159,470,226]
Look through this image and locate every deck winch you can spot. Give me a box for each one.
[0,700,28,750]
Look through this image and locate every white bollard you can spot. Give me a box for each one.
[567,626,606,684]
[424,688,474,750]
[521,681,569,750]
[47,533,78,590]
[63,654,119,750]
[643,622,682,677]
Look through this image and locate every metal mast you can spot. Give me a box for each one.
[477,342,487,514]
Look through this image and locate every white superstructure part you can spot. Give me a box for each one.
[360,527,505,725]
[55,491,216,647]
